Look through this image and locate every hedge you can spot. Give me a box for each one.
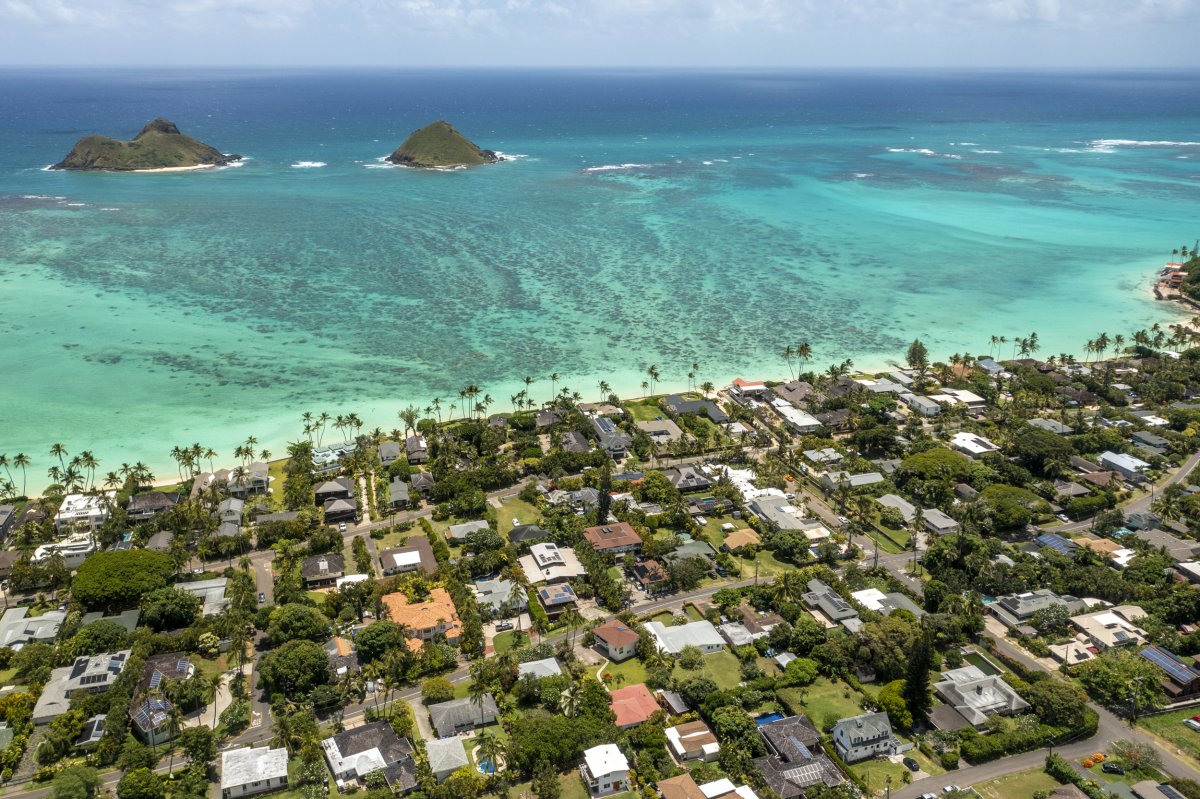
[1045,753,1104,799]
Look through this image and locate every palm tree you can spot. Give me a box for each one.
[559,683,582,718]
[468,662,491,728]
[647,364,661,396]
[561,607,585,649]
[771,570,805,605]
[477,732,505,774]
[597,380,611,403]
[781,345,796,379]
[796,341,813,375]
[12,453,29,497]
[49,443,67,471]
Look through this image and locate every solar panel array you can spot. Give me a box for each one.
[1159,786,1188,799]
[149,671,163,689]
[132,697,173,730]
[1035,534,1076,555]
[1140,646,1200,685]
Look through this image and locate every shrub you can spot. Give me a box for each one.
[939,751,960,771]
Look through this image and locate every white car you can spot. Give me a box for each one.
[943,786,962,795]
[1184,719,1200,731]
[837,515,849,525]
[1056,513,1070,523]
[921,794,938,799]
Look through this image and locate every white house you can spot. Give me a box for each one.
[31,534,96,569]
[645,620,725,656]
[425,738,469,782]
[581,744,630,797]
[1099,451,1150,482]
[54,493,113,535]
[221,747,289,799]
[950,432,1000,457]
[832,712,899,763]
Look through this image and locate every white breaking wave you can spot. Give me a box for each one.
[492,152,528,161]
[702,160,713,165]
[885,147,963,160]
[853,173,874,179]
[582,163,652,173]
[292,161,327,168]
[972,149,1002,154]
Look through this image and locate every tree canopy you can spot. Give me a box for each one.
[72,550,174,611]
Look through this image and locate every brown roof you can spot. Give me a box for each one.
[594,619,640,649]
[1081,471,1117,487]
[669,719,719,751]
[658,774,707,799]
[724,528,761,549]
[583,522,642,551]
[380,587,461,641]
[1073,536,1122,554]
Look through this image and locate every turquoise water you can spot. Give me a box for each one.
[0,70,1197,476]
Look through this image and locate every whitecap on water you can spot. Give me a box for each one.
[291,161,327,169]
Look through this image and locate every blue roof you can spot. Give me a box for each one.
[1035,533,1077,555]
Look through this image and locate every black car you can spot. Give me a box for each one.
[258,592,266,604]
[496,622,513,632]
[902,757,919,772]
[1101,763,1125,775]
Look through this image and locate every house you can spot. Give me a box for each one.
[326,636,360,677]
[301,553,345,588]
[610,683,660,728]
[323,496,359,524]
[379,537,437,576]
[747,498,806,531]
[54,493,113,534]
[216,497,245,525]
[379,441,402,466]
[75,714,106,751]
[593,619,640,662]
[637,419,685,445]
[0,607,65,648]
[933,665,1030,729]
[322,721,416,793]
[1132,783,1190,799]
[536,584,579,617]
[175,578,231,616]
[227,462,270,497]
[803,580,861,631]
[517,657,562,680]
[131,653,194,745]
[939,388,987,411]
[665,720,720,762]
[34,650,132,724]
[1134,528,1200,562]
[1029,418,1074,435]
[659,774,760,799]
[126,491,179,523]
[581,744,630,797]
[520,542,587,584]
[220,747,289,799]
[1099,451,1150,482]
[446,519,489,542]
[381,588,461,647]
[850,589,925,619]
[803,448,842,466]
[731,378,768,399]
[0,504,16,540]
[562,431,592,454]
[404,435,428,464]
[664,539,717,566]
[1139,646,1200,700]
[753,715,844,798]
[816,408,852,431]
[876,494,917,523]
[425,737,469,782]
[30,533,96,569]
[663,465,713,492]
[388,479,410,510]
[901,393,941,417]
[583,522,642,556]
[1049,641,1095,667]
[1070,606,1148,651]
[509,524,551,545]
[775,380,815,407]
[592,416,633,459]
[989,589,1084,630]
[1126,511,1162,531]
[770,398,824,434]
[1054,481,1091,499]
[833,712,901,763]
[1133,430,1170,449]
[632,560,670,595]
[410,472,435,494]
[427,695,498,738]
[922,508,959,535]
[315,477,355,503]
[950,432,1000,457]
[664,395,729,424]
[0,550,18,581]
[475,577,527,617]
[818,471,884,491]
[644,620,724,656]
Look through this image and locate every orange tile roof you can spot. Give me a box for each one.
[732,378,765,389]
[610,683,659,727]
[594,619,641,649]
[1074,536,1122,554]
[658,774,707,799]
[333,637,354,657]
[381,587,462,642]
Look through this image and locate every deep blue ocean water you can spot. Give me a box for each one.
[0,69,1198,473]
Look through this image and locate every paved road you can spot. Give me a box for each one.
[1056,449,1200,533]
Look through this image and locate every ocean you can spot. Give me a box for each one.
[0,68,1197,476]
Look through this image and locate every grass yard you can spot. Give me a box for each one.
[849,758,913,796]
[492,631,519,653]
[674,650,743,691]
[1084,762,1165,787]
[683,604,703,621]
[511,772,635,799]
[192,653,229,680]
[972,769,1060,799]
[777,678,867,729]
[266,459,288,510]
[624,398,665,422]
[1138,708,1200,762]
[499,496,543,532]
[601,658,649,686]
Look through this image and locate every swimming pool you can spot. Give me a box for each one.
[477,757,497,775]
[962,651,1001,676]
[755,712,785,726]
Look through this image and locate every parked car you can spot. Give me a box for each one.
[1102,763,1125,775]
[921,794,938,799]
[338,522,347,532]
[837,515,849,525]
[258,592,266,604]
[496,622,513,632]
[942,787,961,795]
[902,757,919,772]
[1184,719,1200,731]
[1056,513,1070,522]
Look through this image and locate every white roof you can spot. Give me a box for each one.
[583,744,628,779]
[700,780,760,799]
[950,432,1000,456]
[851,588,888,612]
[876,494,917,522]
[389,550,423,569]
[221,747,288,789]
[1100,451,1150,470]
[517,657,562,679]
[645,620,724,654]
[336,574,371,589]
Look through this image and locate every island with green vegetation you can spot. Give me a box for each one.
[385,120,501,168]
[51,118,241,171]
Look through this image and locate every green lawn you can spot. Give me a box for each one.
[675,650,743,691]
[850,758,913,796]
[777,678,867,729]
[492,631,517,653]
[624,398,665,422]
[1138,708,1200,762]
[972,769,1060,799]
[601,658,649,686]
[1085,762,1165,787]
[683,604,703,622]
[266,459,288,511]
[511,772,634,799]
[499,496,543,531]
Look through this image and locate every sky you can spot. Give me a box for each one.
[0,0,1198,68]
